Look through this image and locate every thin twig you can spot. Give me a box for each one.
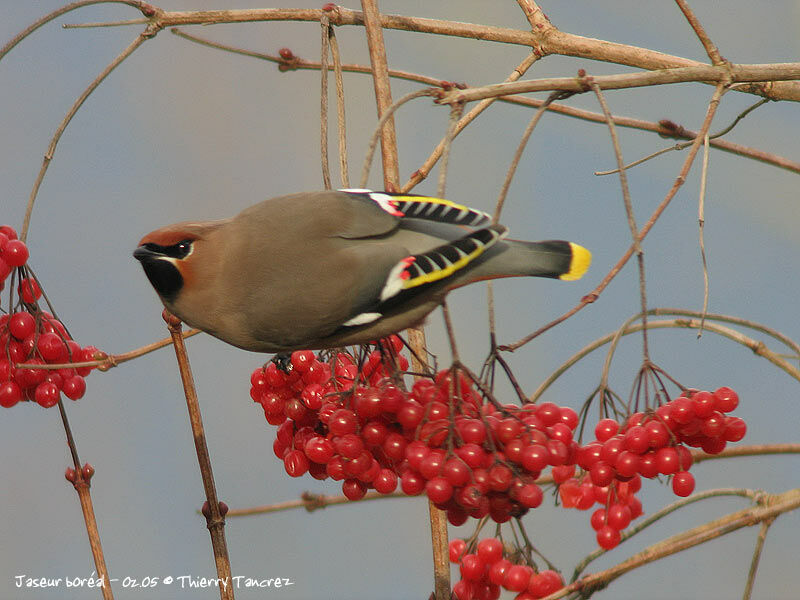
[548,487,800,600]
[64,7,800,101]
[58,398,115,600]
[494,91,566,222]
[529,316,800,403]
[226,490,405,517]
[698,133,710,336]
[573,488,759,580]
[742,517,774,600]
[674,0,725,65]
[691,443,800,464]
[437,63,800,106]
[404,52,540,192]
[319,15,332,190]
[0,0,155,61]
[328,27,350,187]
[16,328,201,371]
[436,102,464,199]
[359,89,435,189]
[501,83,728,352]
[169,29,799,175]
[596,97,769,176]
[590,80,650,360]
[164,312,233,600]
[20,23,161,242]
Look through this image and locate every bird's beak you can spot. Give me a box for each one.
[133,245,158,262]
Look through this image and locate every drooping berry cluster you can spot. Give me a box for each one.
[0,224,101,408]
[250,342,582,523]
[563,387,744,549]
[449,537,564,600]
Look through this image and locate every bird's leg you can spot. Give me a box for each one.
[271,352,293,373]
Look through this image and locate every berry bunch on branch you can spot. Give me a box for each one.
[0,224,102,408]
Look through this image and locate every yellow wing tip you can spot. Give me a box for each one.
[559,242,592,281]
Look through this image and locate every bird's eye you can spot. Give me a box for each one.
[175,240,193,258]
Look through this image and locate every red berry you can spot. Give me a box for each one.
[624,425,650,454]
[670,397,695,424]
[591,508,607,531]
[723,417,747,442]
[655,446,680,475]
[672,471,695,496]
[691,391,716,418]
[300,383,324,410]
[283,450,309,477]
[596,525,621,550]
[503,565,532,592]
[536,402,561,426]
[521,444,549,472]
[449,539,467,563]
[0,225,18,240]
[451,580,472,600]
[289,350,315,373]
[477,537,504,564]
[62,375,86,400]
[8,312,35,340]
[559,406,579,430]
[460,553,486,582]
[37,332,68,362]
[638,452,659,478]
[488,559,512,586]
[615,451,640,478]
[425,477,453,504]
[0,381,22,407]
[607,503,632,530]
[551,464,575,484]
[400,470,425,495]
[328,408,358,435]
[590,462,615,487]
[304,436,334,463]
[516,483,543,508]
[713,386,739,413]
[3,239,29,267]
[397,400,424,429]
[373,468,398,494]
[700,412,726,438]
[443,457,471,487]
[595,418,619,442]
[334,433,364,459]
[342,478,367,500]
[528,570,563,597]
[34,381,60,408]
[645,420,670,448]
[487,464,513,492]
[701,436,726,454]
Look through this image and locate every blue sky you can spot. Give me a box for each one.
[1,2,799,599]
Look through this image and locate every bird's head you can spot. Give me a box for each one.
[133,221,225,306]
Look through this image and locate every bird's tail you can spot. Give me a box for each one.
[450,238,591,288]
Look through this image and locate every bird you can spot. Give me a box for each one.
[133,189,591,353]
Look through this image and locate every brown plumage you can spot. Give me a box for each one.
[134,190,591,352]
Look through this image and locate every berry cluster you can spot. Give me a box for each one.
[0,224,101,408]
[250,343,583,523]
[563,387,744,549]
[448,537,564,600]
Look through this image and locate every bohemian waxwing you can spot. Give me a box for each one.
[133,190,591,353]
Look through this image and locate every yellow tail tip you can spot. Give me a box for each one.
[559,242,592,281]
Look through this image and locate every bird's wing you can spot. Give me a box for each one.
[340,224,508,327]
[337,189,491,235]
